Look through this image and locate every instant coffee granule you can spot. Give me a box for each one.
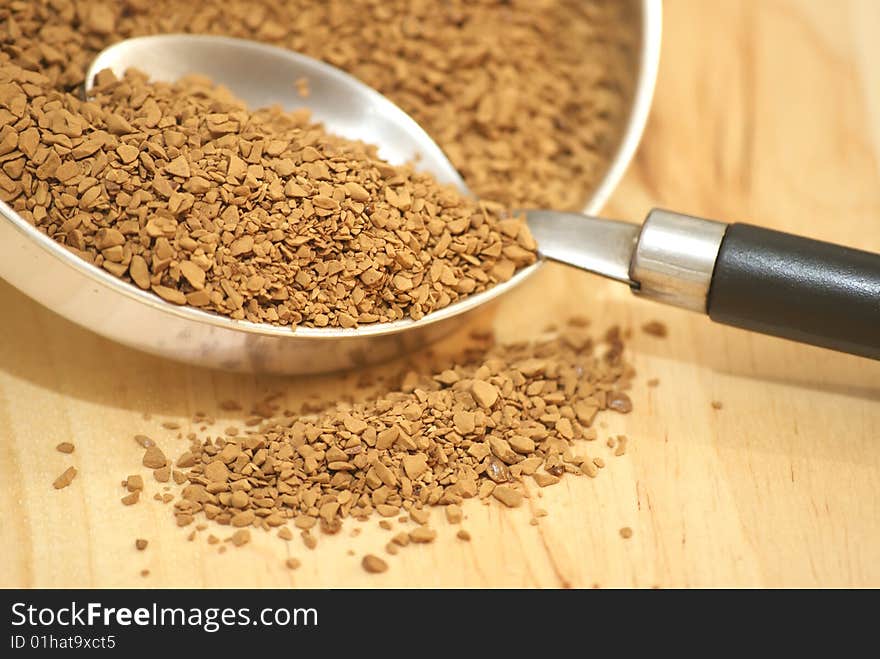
[129,320,634,567]
[0,0,636,212]
[1,64,537,327]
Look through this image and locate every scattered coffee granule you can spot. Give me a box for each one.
[143,446,168,469]
[285,557,301,570]
[278,527,293,541]
[125,475,144,492]
[131,321,633,555]
[614,435,628,457]
[56,442,75,454]
[492,486,524,508]
[229,529,250,547]
[121,491,140,506]
[711,401,724,410]
[619,527,633,539]
[641,321,668,338]
[647,378,660,388]
[0,0,635,215]
[52,466,77,490]
[135,538,148,551]
[607,392,633,414]
[361,554,388,574]
[134,434,155,448]
[140,569,150,578]
[456,530,471,542]
[409,527,437,544]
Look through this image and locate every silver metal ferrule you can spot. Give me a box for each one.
[629,209,729,312]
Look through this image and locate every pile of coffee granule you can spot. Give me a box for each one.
[132,320,634,561]
[0,61,536,326]
[0,0,637,212]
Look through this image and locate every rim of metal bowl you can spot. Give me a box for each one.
[0,0,661,341]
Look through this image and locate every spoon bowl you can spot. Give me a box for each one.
[0,2,660,374]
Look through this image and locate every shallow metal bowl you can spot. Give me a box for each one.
[0,0,661,374]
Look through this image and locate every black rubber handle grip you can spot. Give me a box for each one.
[707,223,880,359]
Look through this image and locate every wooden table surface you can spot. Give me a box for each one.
[2,0,879,588]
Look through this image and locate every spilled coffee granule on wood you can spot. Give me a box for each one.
[53,466,77,490]
[133,321,633,567]
[2,64,536,327]
[0,0,636,212]
[56,442,75,454]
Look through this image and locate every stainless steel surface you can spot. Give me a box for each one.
[0,1,661,374]
[630,209,729,312]
[525,211,641,285]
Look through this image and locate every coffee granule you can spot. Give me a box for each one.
[56,442,75,454]
[285,557,301,570]
[143,446,168,469]
[711,401,724,410]
[125,475,144,492]
[121,491,140,506]
[641,321,668,338]
[52,466,77,490]
[135,538,148,550]
[361,554,388,574]
[138,321,633,565]
[619,527,633,539]
[456,530,471,542]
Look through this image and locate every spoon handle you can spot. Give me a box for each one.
[631,210,880,359]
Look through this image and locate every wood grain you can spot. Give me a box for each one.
[1,0,879,588]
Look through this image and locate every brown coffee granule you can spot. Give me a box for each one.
[619,527,633,539]
[642,321,668,338]
[607,392,633,414]
[56,442,75,454]
[140,569,150,578]
[143,446,167,469]
[121,491,140,506]
[125,475,144,492]
[492,486,524,508]
[456,530,471,542]
[52,466,77,490]
[229,529,250,547]
[647,378,660,388]
[135,539,148,551]
[445,504,463,525]
[127,320,633,559]
[614,435,628,457]
[711,401,724,410]
[361,554,388,574]
[409,527,437,544]
[285,558,301,570]
[134,435,155,448]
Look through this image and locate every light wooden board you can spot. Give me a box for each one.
[1,0,879,588]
